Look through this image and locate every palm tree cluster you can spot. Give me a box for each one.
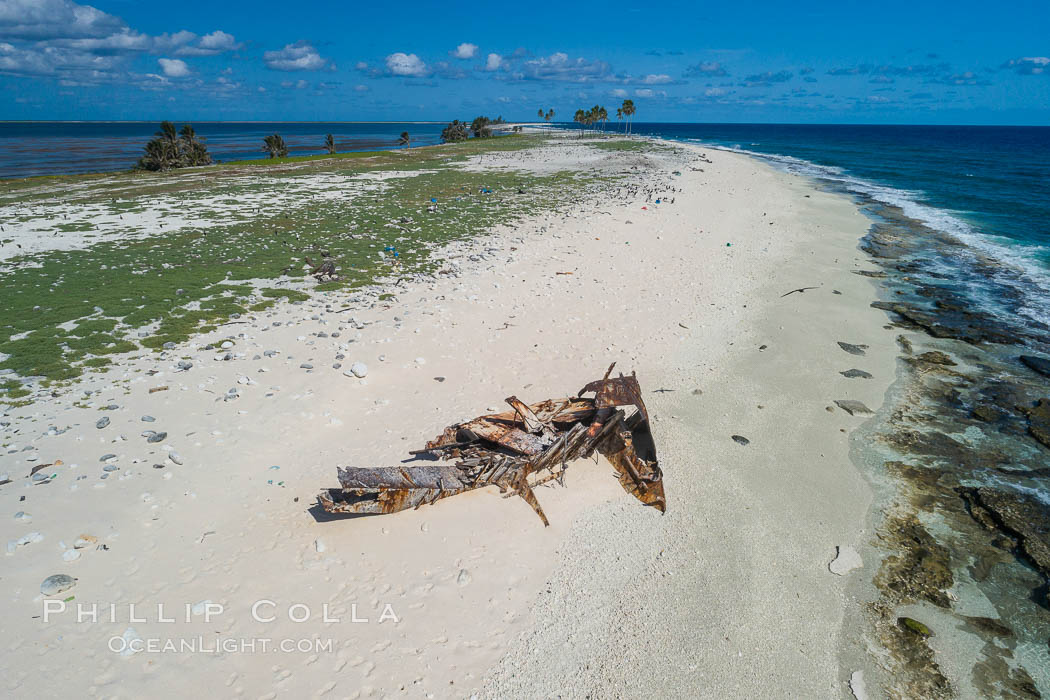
[441,120,470,143]
[263,133,289,159]
[470,116,493,138]
[537,108,555,128]
[135,121,212,171]
[571,105,610,137]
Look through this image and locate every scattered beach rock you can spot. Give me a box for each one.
[95,417,110,429]
[829,545,863,575]
[964,487,1050,577]
[40,574,76,596]
[314,538,326,554]
[849,670,869,700]
[147,432,167,443]
[348,362,368,378]
[1019,355,1050,378]
[457,569,472,586]
[141,415,155,422]
[914,351,956,366]
[731,435,750,445]
[834,400,874,416]
[840,369,873,379]
[1023,399,1050,450]
[838,341,868,356]
[168,452,184,466]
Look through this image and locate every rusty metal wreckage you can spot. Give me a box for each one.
[318,364,665,525]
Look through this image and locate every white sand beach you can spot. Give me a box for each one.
[1,137,900,698]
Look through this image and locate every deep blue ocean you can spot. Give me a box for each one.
[622,123,1050,335]
[0,121,447,179]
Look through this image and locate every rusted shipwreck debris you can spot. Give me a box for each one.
[318,364,665,525]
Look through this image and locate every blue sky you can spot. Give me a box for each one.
[1,0,1048,123]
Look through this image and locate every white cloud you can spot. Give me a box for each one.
[485,53,503,71]
[175,29,241,56]
[0,0,240,87]
[516,52,610,82]
[264,41,331,71]
[610,88,627,97]
[704,87,727,97]
[157,57,189,77]
[353,84,368,91]
[385,52,428,77]
[0,0,125,40]
[641,74,673,84]
[451,42,477,59]
[1003,56,1050,75]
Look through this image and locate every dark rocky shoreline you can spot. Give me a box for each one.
[844,199,1050,697]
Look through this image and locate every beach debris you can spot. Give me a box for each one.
[305,253,338,282]
[318,364,665,526]
[840,369,873,379]
[898,617,933,638]
[40,574,76,596]
[731,435,750,446]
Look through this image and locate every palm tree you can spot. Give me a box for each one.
[597,106,608,134]
[621,99,636,135]
[538,108,544,121]
[137,120,207,171]
[616,107,623,133]
[573,109,585,137]
[178,124,211,166]
[398,131,411,149]
[324,134,336,154]
[263,133,288,159]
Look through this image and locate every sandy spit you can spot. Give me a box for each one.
[0,137,896,699]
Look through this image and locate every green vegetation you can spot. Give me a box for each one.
[136,121,212,171]
[263,133,289,159]
[0,134,619,390]
[470,116,493,138]
[324,134,336,155]
[441,120,469,143]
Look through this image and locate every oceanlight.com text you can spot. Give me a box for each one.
[108,635,335,655]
